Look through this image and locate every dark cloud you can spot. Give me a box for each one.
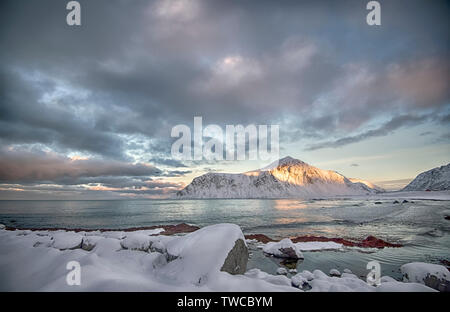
[0,148,161,183]
[305,114,433,150]
[0,0,449,197]
[150,157,187,168]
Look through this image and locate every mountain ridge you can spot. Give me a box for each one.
[176,156,383,199]
[402,163,450,191]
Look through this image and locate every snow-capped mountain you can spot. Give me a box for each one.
[348,178,385,192]
[176,156,383,199]
[402,163,450,191]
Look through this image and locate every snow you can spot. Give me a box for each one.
[245,269,293,288]
[261,238,304,259]
[349,190,450,201]
[0,225,442,292]
[375,282,436,292]
[403,163,450,191]
[276,267,288,275]
[291,273,309,288]
[295,241,343,251]
[401,262,449,288]
[120,233,153,251]
[329,269,341,277]
[51,232,83,250]
[260,239,342,256]
[157,224,247,286]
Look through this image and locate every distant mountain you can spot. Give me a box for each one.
[348,178,385,192]
[402,163,450,191]
[176,156,383,199]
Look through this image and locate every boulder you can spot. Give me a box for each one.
[401,262,450,292]
[51,232,83,250]
[276,267,288,275]
[329,269,341,277]
[220,238,248,274]
[262,238,304,259]
[159,224,248,285]
[120,233,152,251]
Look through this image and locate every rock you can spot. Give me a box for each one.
[402,200,409,203]
[81,235,103,251]
[329,269,341,277]
[51,232,83,250]
[244,233,275,243]
[374,201,382,204]
[291,273,308,288]
[0,224,5,230]
[276,267,288,275]
[393,200,400,204]
[160,224,249,285]
[360,235,402,248]
[120,233,152,251]
[289,269,297,273]
[220,238,248,275]
[445,216,450,221]
[401,262,450,292]
[262,238,304,259]
[343,268,352,274]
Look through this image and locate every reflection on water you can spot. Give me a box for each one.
[0,198,449,276]
[273,200,307,210]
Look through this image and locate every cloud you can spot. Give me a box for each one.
[305,114,433,150]
[150,157,187,167]
[0,148,162,183]
[0,0,449,197]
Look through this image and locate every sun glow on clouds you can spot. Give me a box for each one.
[154,0,199,21]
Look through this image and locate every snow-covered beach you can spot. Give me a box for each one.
[0,223,448,292]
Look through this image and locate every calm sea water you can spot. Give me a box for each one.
[0,199,449,278]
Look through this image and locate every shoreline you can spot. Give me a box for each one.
[3,223,402,249]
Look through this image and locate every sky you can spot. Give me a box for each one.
[0,0,449,199]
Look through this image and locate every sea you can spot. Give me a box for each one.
[0,198,449,279]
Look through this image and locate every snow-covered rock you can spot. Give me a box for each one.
[177,156,383,199]
[0,226,444,292]
[401,262,450,291]
[51,232,83,250]
[276,267,288,275]
[329,269,341,277]
[81,235,103,251]
[403,163,450,191]
[291,273,308,288]
[120,233,152,251]
[158,224,249,285]
[0,224,5,230]
[262,238,304,259]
